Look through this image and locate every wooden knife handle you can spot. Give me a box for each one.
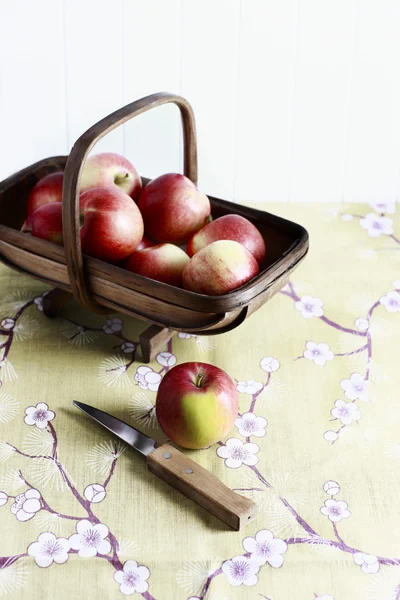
[146,443,258,530]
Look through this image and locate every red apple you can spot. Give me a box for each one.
[26,202,63,245]
[187,214,266,264]
[155,362,238,449]
[138,173,211,244]
[124,243,189,287]
[26,172,64,215]
[136,235,156,251]
[183,240,259,295]
[80,187,143,263]
[80,152,142,199]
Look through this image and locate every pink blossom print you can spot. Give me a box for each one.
[28,532,70,567]
[360,212,394,237]
[294,295,324,319]
[235,413,267,438]
[120,342,136,354]
[303,342,334,366]
[102,318,123,334]
[320,499,351,522]
[324,430,339,443]
[0,491,8,506]
[69,519,111,557]
[24,402,55,429]
[11,488,41,521]
[379,290,400,313]
[331,400,361,425]
[369,200,396,214]
[354,317,369,331]
[323,481,340,496]
[393,280,400,289]
[222,555,259,587]
[84,484,106,504]
[340,373,368,402]
[236,380,263,395]
[114,560,150,595]
[217,438,259,468]
[242,530,287,567]
[1,318,15,331]
[156,352,176,367]
[260,356,280,372]
[353,552,380,574]
[134,366,162,392]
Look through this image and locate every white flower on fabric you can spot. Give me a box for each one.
[114,560,150,595]
[84,484,106,504]
[360,213,393,237]
[380,291,400,313]
[315,595,335,600]
[24,403,55,429]
[393,280,400,290]
[294,295,324,319]
[217,438,259,468]
[0,491,8,506]
[236,380,263,395]
[120,342,136,354]
[320,499,351,522]
[34,296,44,312]
[340,373,368,402]
[222,555,259,587]
[69,519,111,557]
[242,530,287,567]
[103,318,123,334]
[331,400,361,425]
[177,332,194,339]
[353,552,380,574]
[369,200,396,214]
[156,352,177,368]
[235,413,267,438]
[1,318,15,331]
[260,357,280,373]
[11,488,41,521]
[303,342,334,366]
[355,317,369,331]
[323,481,340,496]
[134,366,162,392]
[341,214,354,221]
[28,532,70,567]
[324,430,338,443]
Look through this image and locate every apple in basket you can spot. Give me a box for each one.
[124,243,189,287]
[22,202,64,245]
[156,362,238,449]
[80,152,142,200]
[138,173,211,244]
[183,240,259,295]
[187,214,266,264]
[26,172,64,215]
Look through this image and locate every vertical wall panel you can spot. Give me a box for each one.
[122,0,181,179]
[0,0,67,180]
[343,0,400,205]
[64,0,124,155]
[288,0,357,203]
[181,0,240,199]
[234,0,299,204]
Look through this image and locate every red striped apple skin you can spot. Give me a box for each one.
[79,188,144,263]
[155,362,238,449]
[80,152,142,200]
[27,172,64,215]
[187,214,266,264]
[138,173,211,244]
[124,243,189,287]
[29,202,64,245]
[183,240,259,296]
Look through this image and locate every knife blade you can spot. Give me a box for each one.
[73,400,258,530]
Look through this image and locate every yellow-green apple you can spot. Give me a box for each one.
[155,362,238,449]
[25,202,63,245]
[183,240,259,295]
[26,172,64,215]
[80,152,142,199]
[124,243,189,287]
[80,188,143,263]
[136,235,156,251]
[138,173,211,243]
[187,214,266,264]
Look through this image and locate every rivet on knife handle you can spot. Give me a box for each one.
[147,443,258,531]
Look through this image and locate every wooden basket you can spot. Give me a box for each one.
[0,93,308,359]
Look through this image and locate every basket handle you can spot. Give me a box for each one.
[62,92,198,313]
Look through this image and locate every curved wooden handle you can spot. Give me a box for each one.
[147,443,258,530]
[62,92,198,312]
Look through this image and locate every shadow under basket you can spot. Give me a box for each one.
[0,92,309,360]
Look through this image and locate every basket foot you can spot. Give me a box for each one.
[42,288,73,317]
[139,325,176,363]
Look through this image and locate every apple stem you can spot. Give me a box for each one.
[195,373,204,388]
[114,172,130,185]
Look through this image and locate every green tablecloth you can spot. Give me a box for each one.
[0,203,399,600]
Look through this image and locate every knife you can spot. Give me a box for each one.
[73,401,258,530]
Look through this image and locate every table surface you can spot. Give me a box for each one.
[0,203,399,600]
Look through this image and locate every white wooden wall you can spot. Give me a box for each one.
[0,0,399,205]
